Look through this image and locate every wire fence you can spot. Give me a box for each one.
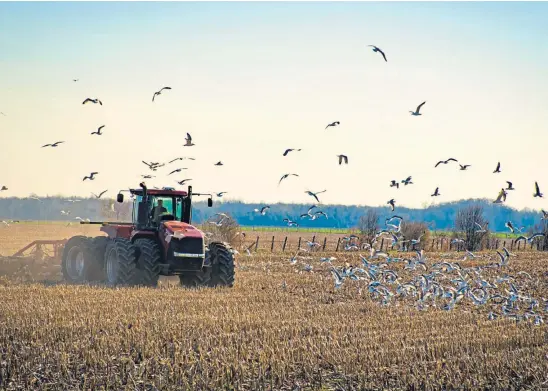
[238,235,548,254]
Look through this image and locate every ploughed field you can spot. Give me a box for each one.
[0,222,547,390]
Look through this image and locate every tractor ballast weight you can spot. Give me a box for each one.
[61,184,235,288]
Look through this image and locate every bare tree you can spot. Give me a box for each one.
[358,209,379,246]
[400,221,430,251]
[454,204,489,251]
[202,214,241,247]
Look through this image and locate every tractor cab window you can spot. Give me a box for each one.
[151,196,183,223]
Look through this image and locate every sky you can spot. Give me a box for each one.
[0,1,547,211]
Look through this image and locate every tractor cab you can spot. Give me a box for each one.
[116,183,213,230]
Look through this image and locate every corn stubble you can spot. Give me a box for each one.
[0,244,547,389]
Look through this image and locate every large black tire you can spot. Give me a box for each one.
[86,236,110,282]
[178,242,235,288]
[104,238,137,286]
[207,242,235,287]
[133,238,161,287]
[61,236,93,283]
[179,269,211,288]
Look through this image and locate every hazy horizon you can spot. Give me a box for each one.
[1,2,547,211]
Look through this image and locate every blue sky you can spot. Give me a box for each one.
[0,2,547,210]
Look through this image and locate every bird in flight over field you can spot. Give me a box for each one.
[459,164,471,171]
[152,86,172,102]
[152,87,171,102]
[389,180,399,189]
[169,157,195,163]
[91,125,105,135]
[337,155,348,165]
[387,199,396,211]
[493,188,507,204]
[168,168,187,175]
[184,133,195,147]
[214,161,224,166]
[409,101,426,116]
[368,45,387,62]
[177,179,192,185]
[283,148,302,156]
[254,206,270,215]
[305,190,326,203]
[82,98,102,105]
[216,192,227,197]
[493,162,501,173]
[534,182,543,197]
[431,187,440,197]
[506,181,515,190]
[435,158,458,167]
[325,121,340,129]
[83,172,99,181]
[279,173,299,185]
[42,141,64,148]
[401,176,413,186]
[92,190,108,199]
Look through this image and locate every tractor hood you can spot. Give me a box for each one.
[162,221,204,244]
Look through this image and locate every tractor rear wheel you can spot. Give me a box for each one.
[104,238,137,286]
[62,236,93,283]
[86,236,110,282]
[134,238,161,287]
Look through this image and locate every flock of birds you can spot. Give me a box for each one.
[267,213,546,326]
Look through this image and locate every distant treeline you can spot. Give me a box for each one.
[0,196,544,233]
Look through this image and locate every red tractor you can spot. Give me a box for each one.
[61,183,235,287]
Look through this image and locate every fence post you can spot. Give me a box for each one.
[335,238,340,252]
[297,237,301,250]
[282,236,288,252]
[255,236,260,251]
[431,239,435,251]
[312,235,316,244]
[510,240,514,251]
[322,237,327,251]
[518,241,521,251]
[380,238,384,251]
[271,236,275,252]
[503,240,506,249]
[496,240,499,249]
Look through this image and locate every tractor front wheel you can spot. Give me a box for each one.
[104,238,137,286]
[207,242,235,287]
[179,242,234,288]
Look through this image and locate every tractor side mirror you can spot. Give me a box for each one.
[117,193,124,203]
[208,198,213,207]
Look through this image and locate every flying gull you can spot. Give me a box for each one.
[82,98,102,105]
[279,173,299,185]
[42,141,64,148]
[337,155,348,165]
[431,187,440,197]
[184,133,195,147]
[152,86,172,102]
[493,162,501,173]
[435,158,458,167]
[367,45,387,62]
[305,190,326,203]
[534,181,543,198]
[506,181,515,190]
[91,125,105,135]
[83,172,99,181]
[409,101,426,116]
[459,164,471,171]
[283,148,302,156]
[325,121,340,129]
[92,190,108,199]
